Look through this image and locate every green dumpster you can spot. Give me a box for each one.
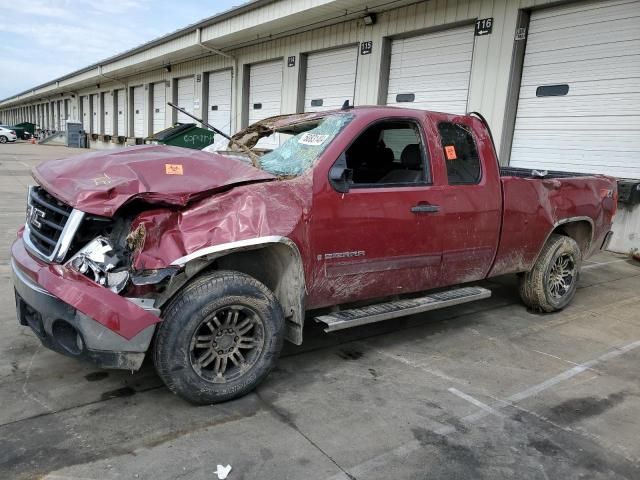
[145,123,216,150]
[13,122,36,140]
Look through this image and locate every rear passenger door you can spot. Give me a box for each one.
[308,117,443,308]
[433,120,502,284]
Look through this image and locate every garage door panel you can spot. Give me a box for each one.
[82,97,90,131]
[177,77,195,124]
[519,78,640,98]
[386,24,474,114]
[152,82,166,134]
[516,93,640,117]
[388,72,470,92]
[104,93,113,136]
[390,44,473,65]
[525,38,640,68]
[133,86,144,138]
[115,90,125,136]
[520,56,640,85]
[249,60,283,148]
[207,70,232,135]
[528,1,639,33]
[304,46,357,112]
[512,132,640,152]
[510,0,640,178]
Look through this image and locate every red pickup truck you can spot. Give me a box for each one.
[12,106,617,404]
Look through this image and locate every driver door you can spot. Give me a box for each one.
[307,117,443,308]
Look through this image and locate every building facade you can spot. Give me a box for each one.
[1,0,639,251]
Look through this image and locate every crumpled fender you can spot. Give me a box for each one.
[130,176,312,271]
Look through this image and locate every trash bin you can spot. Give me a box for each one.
[11,122,35,140]
[146,123,216,150]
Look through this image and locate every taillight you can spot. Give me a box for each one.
[10,130,15,135]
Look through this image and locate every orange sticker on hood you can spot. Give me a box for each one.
[165,164,184,175]
[444,145,457,160]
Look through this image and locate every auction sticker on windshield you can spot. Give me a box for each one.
[298,133,329,146]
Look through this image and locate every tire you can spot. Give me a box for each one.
[154,270,285,404]
[0,136,7,144]
[519,234,582,313]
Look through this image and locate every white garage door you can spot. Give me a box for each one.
[249,60,283,149]
[510,0,640,179]
[176,76,195,124]
[103,92,113,135]
[387,24,475,113]
[132,86,144,138]
[82,96,90,132]
[90,94,100,134]
[304,46,358,112]
[152,82,166,134]
[116,90,125,136]
[207,70,232,135]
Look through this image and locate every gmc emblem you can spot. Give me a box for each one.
[28,205,45,229]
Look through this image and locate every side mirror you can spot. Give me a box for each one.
[329,153,352,193]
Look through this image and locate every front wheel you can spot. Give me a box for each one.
[519,234,582,312]
[154,270,285,404]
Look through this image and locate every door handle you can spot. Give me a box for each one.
[411,204,440,214]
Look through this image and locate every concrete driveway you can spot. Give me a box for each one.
[1,142,639,480]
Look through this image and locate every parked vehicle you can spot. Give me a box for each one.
[11,106,617,404]
[0,126,17,143]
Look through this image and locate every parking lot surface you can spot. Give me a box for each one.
[1,142,639,480]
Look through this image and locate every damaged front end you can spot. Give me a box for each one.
[12,186,168,370]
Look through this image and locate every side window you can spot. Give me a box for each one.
[344,120,429,186]
[438,122,481,185]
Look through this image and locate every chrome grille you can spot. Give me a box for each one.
[25,186,85,263]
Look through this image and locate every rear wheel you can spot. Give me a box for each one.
[154,270,285,404]
[0,136,7,144]
[519,234,581,312]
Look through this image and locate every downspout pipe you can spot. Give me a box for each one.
[196,28,239,132]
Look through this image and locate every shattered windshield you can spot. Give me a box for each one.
[258,114,353,176]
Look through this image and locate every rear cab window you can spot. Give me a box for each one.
[438,122,481,185]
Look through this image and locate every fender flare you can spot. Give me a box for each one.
[170,236,306,345]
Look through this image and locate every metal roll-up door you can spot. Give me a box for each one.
[152,82,166,134]
[248,60,283,149]
[55,101,62,130]
[386,24,475,113]
[82,96,90,132]
[207,70,232,135]
[116,90,125,136]
[103,92,113,135]
[510,0,640,178]
[176,76,195,124]
[132,86,144,138]
[90,94,99,134]
[304,46,358,112]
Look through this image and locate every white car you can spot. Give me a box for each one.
[0,126,18,144]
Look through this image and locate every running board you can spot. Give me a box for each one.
[315,286,491,332]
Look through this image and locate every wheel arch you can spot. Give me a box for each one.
[168,237,306,345]
[550,217,593,257]
[530,216,594,270]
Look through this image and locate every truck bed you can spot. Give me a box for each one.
[499,166,590,179]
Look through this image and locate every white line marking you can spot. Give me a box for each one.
[582,259,627,270]
[324,338,640,480]
[448,388,504,418]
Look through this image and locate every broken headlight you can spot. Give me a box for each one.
[68,237,129,293]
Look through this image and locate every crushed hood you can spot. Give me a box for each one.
[32,145,275,216]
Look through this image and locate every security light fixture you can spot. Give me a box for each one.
[363,13,377,26]
[164,65,172,73]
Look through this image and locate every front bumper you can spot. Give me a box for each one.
[11,235,160,370]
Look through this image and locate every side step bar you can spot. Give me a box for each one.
[315,286,491,332]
